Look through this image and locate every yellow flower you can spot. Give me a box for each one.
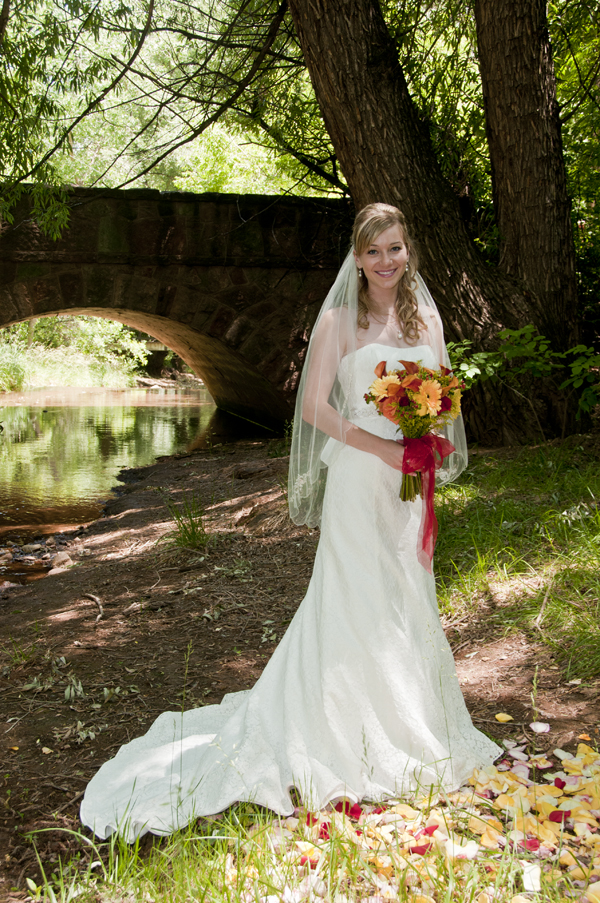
[412,379,442,416]
[450,388,462,419]
[370,374,401,401]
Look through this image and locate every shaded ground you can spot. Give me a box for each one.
[1,440,598,900]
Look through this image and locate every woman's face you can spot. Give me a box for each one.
[354,225,409,295]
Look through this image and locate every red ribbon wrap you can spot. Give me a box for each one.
[401,434,456,573]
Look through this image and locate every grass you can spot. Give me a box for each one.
[25,770,600,903]
[434,439,600,679]
[161,492,214,550]
[0,343,142,392]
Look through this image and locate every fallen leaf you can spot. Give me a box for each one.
[41,747,53,755]
[578,733,592,741]
[495,713,514,723]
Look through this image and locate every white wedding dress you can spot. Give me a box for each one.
[81,343,500,842]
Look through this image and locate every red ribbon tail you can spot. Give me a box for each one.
[402,434,455,573]
[417,467,437,574]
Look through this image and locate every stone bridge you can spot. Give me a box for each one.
[0,189,351,429]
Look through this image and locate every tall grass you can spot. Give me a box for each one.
[435,440,600,678]
[161,492,213,550]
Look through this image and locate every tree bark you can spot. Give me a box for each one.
[287,0,575,443]
[474,0,578,350]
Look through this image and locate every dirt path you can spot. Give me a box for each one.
[1,440,598,900]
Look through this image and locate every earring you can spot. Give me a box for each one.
[358,268,362,278]
[405,262,409,271]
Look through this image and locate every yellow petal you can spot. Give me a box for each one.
[559,849,578,868]
[577,743,597,758]
[586,882,600,903]
[480,828,502,849]
[468,815,489,835]
[569,865,592,880]
[390,803,419,819]
[495,712,514,722]
[536,800,559,818]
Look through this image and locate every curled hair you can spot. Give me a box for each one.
[352,203,424,343]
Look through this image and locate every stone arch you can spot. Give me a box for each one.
[0,190,351,428]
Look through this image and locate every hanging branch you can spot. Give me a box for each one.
[14,0,156,183]
[111,0,289,189]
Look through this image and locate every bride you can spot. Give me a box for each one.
[81,203,500,842]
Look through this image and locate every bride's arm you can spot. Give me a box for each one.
[301,310,405,471]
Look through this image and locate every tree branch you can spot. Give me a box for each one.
[247,113,347,192]
[112,0,289,189]
[15,0,156,183]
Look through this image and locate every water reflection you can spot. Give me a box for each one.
[0,385,216,532]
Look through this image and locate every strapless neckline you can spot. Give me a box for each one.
[342,343,432,362]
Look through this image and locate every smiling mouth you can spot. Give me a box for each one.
[375,269,397,277]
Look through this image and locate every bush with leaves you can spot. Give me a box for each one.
[448,326,600,431]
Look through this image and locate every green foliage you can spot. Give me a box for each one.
[549,0,600,334]
[447,326,600,418]
[0,315,149,390]
[0,344,27,392]
[161,493,213,550]
[266,419,293,458]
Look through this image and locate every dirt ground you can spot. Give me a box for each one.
[1,439,598,900]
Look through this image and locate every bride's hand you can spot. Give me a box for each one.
[377,438,405,470]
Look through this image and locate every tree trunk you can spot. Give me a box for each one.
[474,0,578,351]
[287,0,575,443]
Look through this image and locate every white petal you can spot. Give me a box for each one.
[529,721,550,733]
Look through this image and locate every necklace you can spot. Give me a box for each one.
[369,310,403,340]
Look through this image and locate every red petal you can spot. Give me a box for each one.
[335,800,362,818]
[371,806,387,814]
[525,838,540,851]
[412,842,434,855]
[318,822,330,840]
[423,824,439,836]
[306,813,319,826]
[548,809,570,823]
[554,778,566,789]
[374,361,387,379]
[300,856,318,869]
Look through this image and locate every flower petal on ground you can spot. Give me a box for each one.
[529,722,550,733]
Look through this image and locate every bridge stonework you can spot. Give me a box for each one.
[0,189,351,428]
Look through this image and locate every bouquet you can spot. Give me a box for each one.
[364,359,465,572]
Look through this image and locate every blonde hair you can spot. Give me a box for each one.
[352,203,424,343]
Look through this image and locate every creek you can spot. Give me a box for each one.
[0,383,216,539]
